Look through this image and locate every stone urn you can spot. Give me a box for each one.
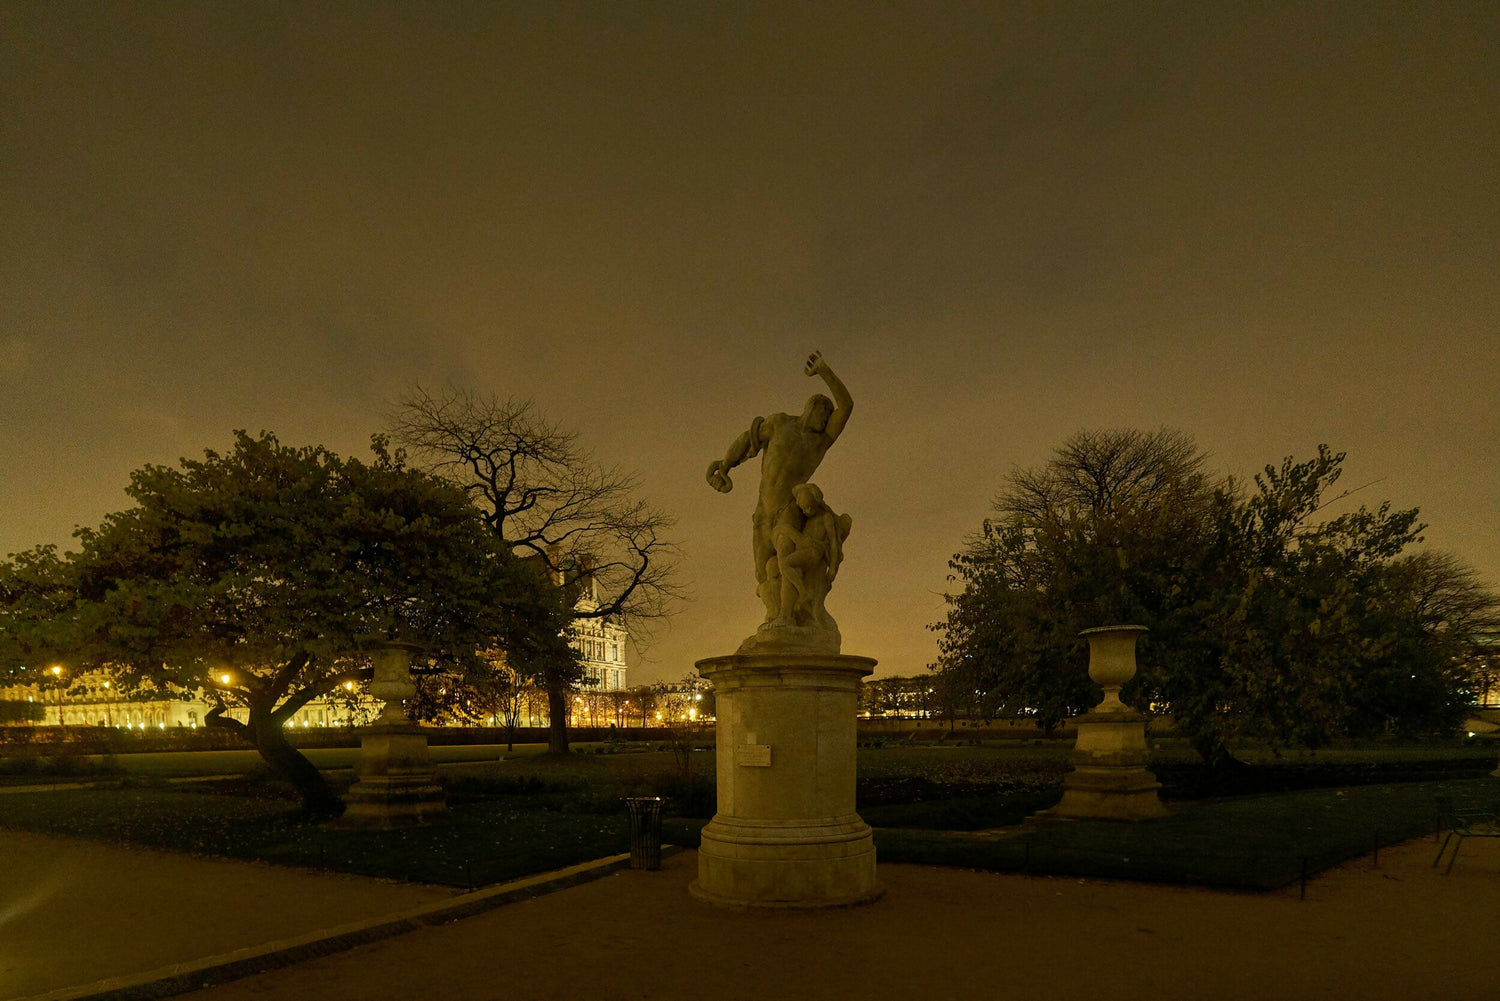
[339,641,446,828]
[1082,624,1149,714]
[369,642,419,724]
[1045,624,1167,821]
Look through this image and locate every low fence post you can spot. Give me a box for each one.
[626,796,664,870]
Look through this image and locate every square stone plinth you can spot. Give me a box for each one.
[339,727,446,828]
[1047,713,1168,821]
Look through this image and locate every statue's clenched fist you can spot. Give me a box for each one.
[706,460,733,493]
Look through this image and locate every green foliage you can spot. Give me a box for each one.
[934,429,1223,733]
[860,676,945,718]
[0,753,124,781]
[875,778,1500,890]
[58,431,572,680]
[933,430,1499,762]
[0,699,46,724]
[0,430,578,812]
[858,791,1062,830]
[1,741,1493,889]
[0,785,630,888]
[0,546,73,681]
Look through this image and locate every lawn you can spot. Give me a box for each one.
[1,738,1495,891]
[0,745,714,888]
[875,777,1500,890]
[0,784,630,887]
[0,742,519,785]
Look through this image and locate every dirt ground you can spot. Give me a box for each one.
[189,838,1498,1001]
[0,829,452,1000]
[6,829,1499,1001]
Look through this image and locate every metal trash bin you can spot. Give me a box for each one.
[625,796,664,870]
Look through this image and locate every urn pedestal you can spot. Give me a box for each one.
[691,652,883,909]
[1048,626,1168,822]
[339,645,447,828]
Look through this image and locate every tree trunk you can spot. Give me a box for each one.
[1190,730,1228,768]
[546,680,571,755]
[249,708,344,818]
[1188,727,1252,798]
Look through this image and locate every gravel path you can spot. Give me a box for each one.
[6,829,1499,1001]
[194,838,1499,1001]
[0,830,451,1000]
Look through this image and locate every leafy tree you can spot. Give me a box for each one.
[1148,446,1428,760]
[861,675,947,720]
[859,676,903,717]
[1162,452,1496,754]
[933,429,1498,765]
[407,654,544,749]
[934,429,1221,734]
[0,547,93,723]
[388,386,684,753]
[1,431,575,815]
[0,546,73,678]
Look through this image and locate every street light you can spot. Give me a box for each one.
[49,665,66,727]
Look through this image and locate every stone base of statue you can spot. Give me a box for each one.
[339,724,447,828]
[691,651,883,909]
[1048,710,1168,821]
[736,621,841,656]
[1043,625,1167,822]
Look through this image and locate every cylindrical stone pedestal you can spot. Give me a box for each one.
[690,652,883,909]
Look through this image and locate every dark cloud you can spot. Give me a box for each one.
[3,1,1497,680]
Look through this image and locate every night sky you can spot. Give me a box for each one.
[3,2,1497,684]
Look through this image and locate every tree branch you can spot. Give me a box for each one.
[271,665,373,723]
[204,702,250,739]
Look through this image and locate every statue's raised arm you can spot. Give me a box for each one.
[804,351,852,442]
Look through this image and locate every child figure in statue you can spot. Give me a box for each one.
[767,483,851,632]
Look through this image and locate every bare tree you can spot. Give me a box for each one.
[388,385,686,753]
[1002,427,1215,528]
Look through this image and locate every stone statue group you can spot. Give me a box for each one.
[706,351,854,654]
